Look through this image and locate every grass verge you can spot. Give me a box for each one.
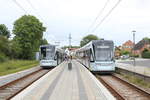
[120,73,150,89]
[0,60,39,76]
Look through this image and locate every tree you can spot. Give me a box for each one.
[141,48,150,58]
[40,38,48,45]
[13,15,46,59]
[0,24,10,38]
[0,36,10,56]
[143,37,150,40]
[121,50,130,55]
[80,34,99,47]
[0,36,10,62]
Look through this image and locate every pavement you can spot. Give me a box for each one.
[116,59,150,77]
[12,60,115,100]
[117,58,150,68]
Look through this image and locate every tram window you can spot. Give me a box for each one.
[90,50,94,62]
[87,50,90,56]
[54,52,58,60]
[41,47,46,59]
[90,54,94,62]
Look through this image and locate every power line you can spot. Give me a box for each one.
[91,0,122,32]
[12,0,28,14]
[25,0,58,42]
[87,0,110,33]
[26,0,36,10]
[13,0,56,44]
[25,0,45,21]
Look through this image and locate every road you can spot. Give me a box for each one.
[117,59,150,68]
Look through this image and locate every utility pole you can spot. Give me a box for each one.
[69,33,72,50]
[68,33,72,70]
[132,30,136,67]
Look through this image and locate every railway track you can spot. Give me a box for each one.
[0,68,51,100]
[96,74,150,100]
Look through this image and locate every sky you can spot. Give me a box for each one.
[0,0,150,47]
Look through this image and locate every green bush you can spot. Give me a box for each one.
[121,50,130,55]
[0,36,10,56]
[142,51,150,58]
[0,53,8,62]
[130,54,139,58]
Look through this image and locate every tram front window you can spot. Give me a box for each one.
[41,46,55,60]
[94,45,113,61]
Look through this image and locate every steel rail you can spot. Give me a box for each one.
[96,75,125,100]
[96,74,150,100]
[0,68,52,100]
[112,74,150,97]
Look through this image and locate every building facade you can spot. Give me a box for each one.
[122,40,134,53]
[134,39,150,57]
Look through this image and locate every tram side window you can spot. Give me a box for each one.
[54,52,58,60]
[87,50,90,57]
[83,51,86,58]
[41,47,46,59]
[90,50,94,62]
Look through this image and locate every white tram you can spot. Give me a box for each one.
[76,40,115,73]
[39,44,65,68]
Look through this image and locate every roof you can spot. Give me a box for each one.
[122,40,133,46]
[134,39,150,50]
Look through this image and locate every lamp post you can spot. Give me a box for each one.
[132,30,136,67]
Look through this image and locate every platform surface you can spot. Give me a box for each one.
[116,59,150,77]
[12,60,115,100]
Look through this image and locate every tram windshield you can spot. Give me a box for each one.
[40,46,55,60]
[94,45,113,61]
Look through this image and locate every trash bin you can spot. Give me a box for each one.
[68,62,72,70]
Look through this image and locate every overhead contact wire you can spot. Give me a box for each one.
[87,0,110,33]
[91,0,122,32]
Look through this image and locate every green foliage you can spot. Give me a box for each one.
[121,73,150,89]
[143,37,150,41]
[132,54,139,58]
[13,15,46,59]
[142,48,148,53]
[121,50,130,55]
[0,36,11,57]
[80,34,99,47]
[0,24,10,38]
[142,49,150,58]
[9,40,22,59]
[40,38,48,45]
[0,60,39,76]
[0,53,8,62]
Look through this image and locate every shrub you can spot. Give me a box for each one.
[142,50,150,58]
[0,36,11,57]
[0,53,8,62]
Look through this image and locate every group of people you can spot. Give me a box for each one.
[64,55,72,61]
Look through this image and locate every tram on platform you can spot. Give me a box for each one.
[75,40,115,73]
[39,44,65,68]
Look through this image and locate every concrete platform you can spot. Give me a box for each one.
[12,60,115,100]
[116,62,150,77]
